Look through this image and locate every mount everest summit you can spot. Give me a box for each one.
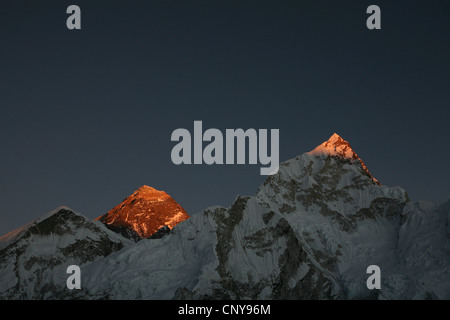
[95,185,189,241]
[0,133,449,299]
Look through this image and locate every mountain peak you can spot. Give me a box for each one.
[308,133,381,185]
[136,185,158,192]
[0,206,81,245]
[132,185,169,200]
[329,132,343,141]
[137,185,154,191]
[96,186,189,240]
[308,133,357,159]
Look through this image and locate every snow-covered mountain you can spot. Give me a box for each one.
[308,132,380,185]
[77,133,449,299]
[0,133,448,300]
[96,185,189,240]
[0,207,131,299]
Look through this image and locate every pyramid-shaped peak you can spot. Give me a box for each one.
[330,132,342,139]
[0,206,87,249]
[308,133,356,159]
[137,185,157,192]
[328,132,345,143]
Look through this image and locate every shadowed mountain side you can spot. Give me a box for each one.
[96,185,190,240]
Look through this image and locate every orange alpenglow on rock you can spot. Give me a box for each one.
[308,133,381,186]
[95,185,190,240]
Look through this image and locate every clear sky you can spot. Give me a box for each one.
[1,0,449,236]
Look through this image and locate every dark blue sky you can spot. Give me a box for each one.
[1,0,449,236]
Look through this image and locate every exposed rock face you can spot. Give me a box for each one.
[308,133,381,186]
[148,225,171,239]
[1,134,448,300]
[96,185,190,240]
[0,207,131,299]
[74,134,448,300]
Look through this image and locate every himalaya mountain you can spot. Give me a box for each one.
[96,185,189,241]
[0,133,449,299]
[0,186,189,299]
[0,207,131,299]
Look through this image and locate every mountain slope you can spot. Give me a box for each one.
[0,207,131,299]
[308,133,380,185]
[1,133,448,300]
[96,185,189,240]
